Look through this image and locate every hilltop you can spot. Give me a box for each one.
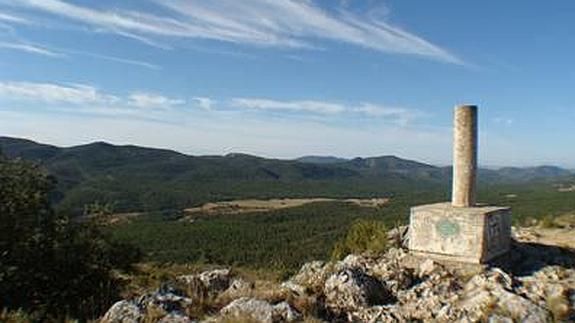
[100,225,575,322]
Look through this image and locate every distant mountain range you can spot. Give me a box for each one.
[1,136,572,214]
[295,156,349,164]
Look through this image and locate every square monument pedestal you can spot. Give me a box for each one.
[408,202,511,264]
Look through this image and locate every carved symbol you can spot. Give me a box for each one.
[436,219,460,238]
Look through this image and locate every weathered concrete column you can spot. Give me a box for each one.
[451,105,477,207]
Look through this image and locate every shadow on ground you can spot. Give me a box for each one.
[491,240,575,276]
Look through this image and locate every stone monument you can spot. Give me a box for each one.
[408,105,511,263]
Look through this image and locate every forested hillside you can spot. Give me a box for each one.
[1,137,572,215]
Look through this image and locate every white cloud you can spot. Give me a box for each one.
[0,41,61,57]
[0,12,31,25]
[231,98,419,125]
[128,92,185,109]
[10,0,463,64]
[193,97,215,110]
[61,49,161,70]
[0,81,420,125]
[0,81,113,104]
[232,98,346,115]
[353,103,418,126]
[0,81,183,111]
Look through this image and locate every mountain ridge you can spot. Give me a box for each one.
[1,136,572,214]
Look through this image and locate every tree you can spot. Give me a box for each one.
[0,156,139,320]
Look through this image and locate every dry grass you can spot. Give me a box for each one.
[546,292,572,322]
[183,197,390,217]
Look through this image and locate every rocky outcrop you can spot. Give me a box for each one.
[101,230,575,322]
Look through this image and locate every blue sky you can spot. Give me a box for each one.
[0,1,574,167]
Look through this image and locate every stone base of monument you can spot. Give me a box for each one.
[408,202,512,264]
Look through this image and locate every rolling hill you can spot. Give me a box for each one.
[1,136,572,215]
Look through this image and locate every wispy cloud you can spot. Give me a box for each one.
[62,49,161,70]
[0,12,32,25]
[0,17,159,69]
[0,81,184,111]
[232,98,346,115]
[0,80,419,125]
[0,82,110,104]
[231,97,420,125]
[129,92,184,109]
[0,41,61,57]
[353,103,418,126]
[10,0,463,64]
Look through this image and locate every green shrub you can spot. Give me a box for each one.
[331,219,388,260]
[539,214,558,228]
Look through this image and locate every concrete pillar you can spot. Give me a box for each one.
[452,105,477,207]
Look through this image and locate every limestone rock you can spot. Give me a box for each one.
[460,269,551,322]
[289,261,331,292]
[418,259,437,277]
[272,301,303,322]
[138,284,193,316]
[100,300,144,323]
[323,268,391,315]
[487,314,514,323]
[348,305,400,322]
[220,297,301,323]
[101,284,194,323]
[198,269,231,292]
[218,278,255,300]
[220,297,273,323]
[336,254,377,272]
[158,312,195,322]
[281,281,307,297]
[178,268,231,293]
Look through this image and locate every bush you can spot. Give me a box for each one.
[0,156,140,320]
[331,219,388,260]
[539,214,559,228]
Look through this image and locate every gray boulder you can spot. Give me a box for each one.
[220,297,301,323]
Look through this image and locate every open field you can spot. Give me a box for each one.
[183,197,390,215]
